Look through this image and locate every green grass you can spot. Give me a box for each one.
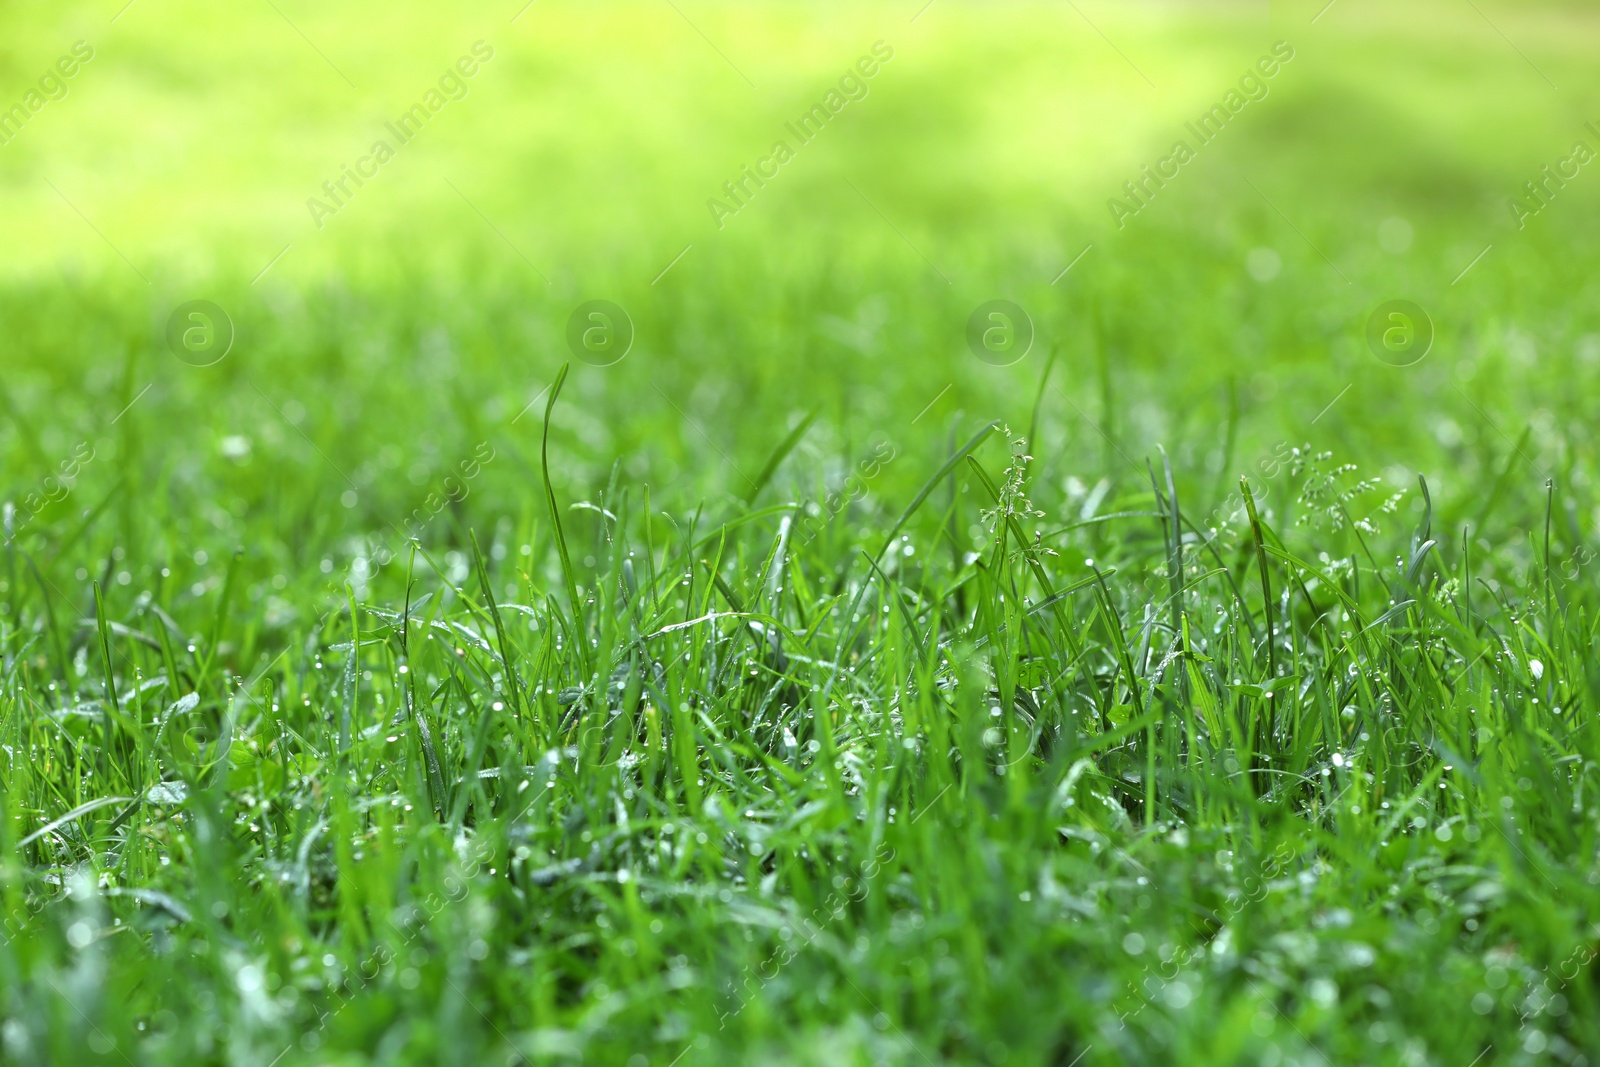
[4,1,1600,1064]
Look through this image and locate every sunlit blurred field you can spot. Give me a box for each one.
[4,2,1600,1065]
[3,0,1598,514]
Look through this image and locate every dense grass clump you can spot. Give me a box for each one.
[5,1,1600,1064]
[3,300,1597,1064]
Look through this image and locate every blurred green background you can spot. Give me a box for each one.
[2,0,1598,591]
[5,5,1600,1065]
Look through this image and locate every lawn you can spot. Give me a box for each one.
[3,1,1599,1064]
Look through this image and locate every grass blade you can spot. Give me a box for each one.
[540,362,591,677]
[743,408,817,504]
